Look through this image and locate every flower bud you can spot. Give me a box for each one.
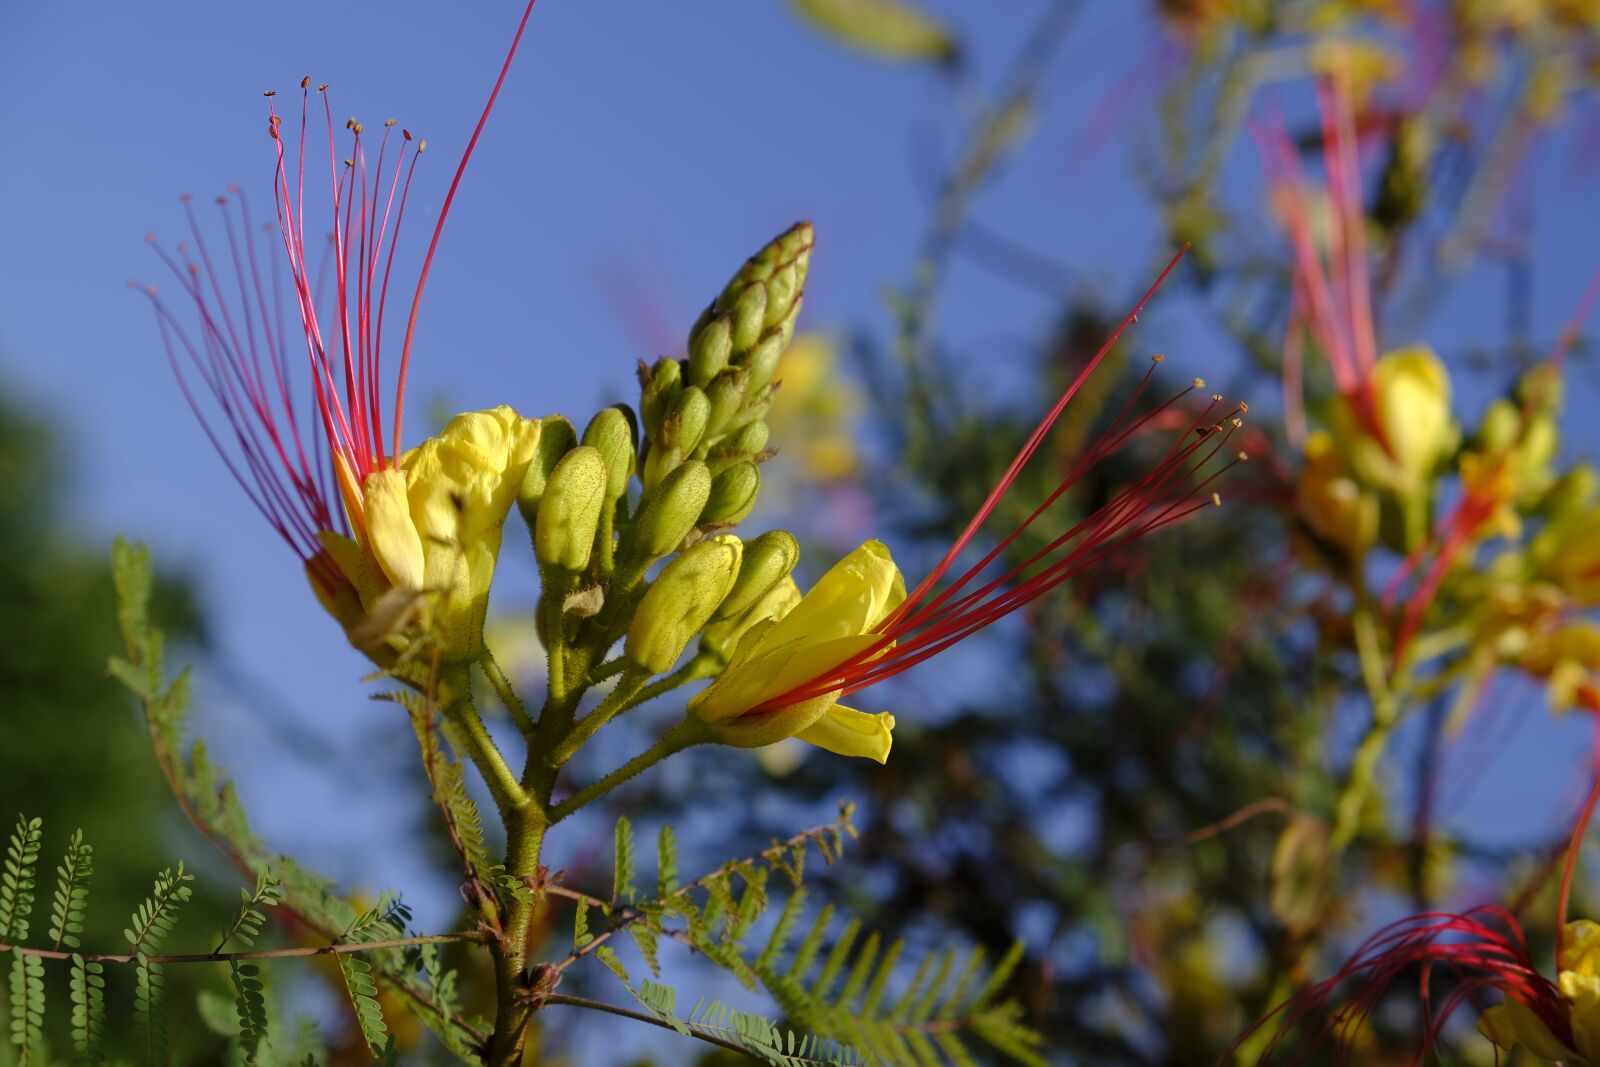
[715,530,799,622]
[626,535,743,674]
[745,334,785,396]
[1539,463,1598,522]
[632,460,712,560]
[638,357,682,442]
[701,576,800,662]
[583,406,636,503]
[688,316,733,388]
[535,446,608,572]
[703,367,749,440]
[662,386,711,454]
[1297,431,1377,560]
[702,460,761,526]
[1337,346,1457,497]
[517,415,578,529]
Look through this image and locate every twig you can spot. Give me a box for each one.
[0,931,486,966]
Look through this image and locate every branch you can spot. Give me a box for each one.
[0,931,486,966]
[552,809,856,973]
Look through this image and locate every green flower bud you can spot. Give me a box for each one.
[715,529,799,621]
[1540,463,1600,522]
[583,406,636,503]
[626,535,743,674]
[632,460,712,560]
[730,282,768,352]
[662,387,711,454]
[1478,399,1519,454]
[701,576,799,663]
[516,415,578,529]
[696,222,814,364]
[708,421,771,475]
[535,446,607,572]
[702,460,761,526]
[744,334,784,395]
[704,367,749,440]
[638,357,682,442]
[688,316,733,388]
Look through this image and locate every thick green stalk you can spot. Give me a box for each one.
[485,806,548,1067]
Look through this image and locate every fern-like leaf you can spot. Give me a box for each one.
[125,863,194,954]
[134,952,167,1067]
[1,815,43,942]
[612,817,635,909]
[217,870,282,953]
[69,952,107,1063]
[230,960,269,1061]
[337,956,389,1055]
[8,947,45,1063]
[657,825,678,898]
[49,829,93,952]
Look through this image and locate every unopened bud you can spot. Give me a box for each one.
[662,386,711,454]
[729,282,768,352]
[702,460,761,526]
[632,461,712,560]
[626,535,743,674]
[583,406,636,503]
[715,530,798,621]
[535,446,607,572]
[745,334,784,396]
[701,576,800,662]
[704,367,750,439]
[639,357,683,442]
[688,316,733,388]
[517,415,578,528]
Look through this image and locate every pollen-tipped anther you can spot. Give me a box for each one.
[1212,492,1222,507]
[1193,377,1205,389]
[299,75,310,89]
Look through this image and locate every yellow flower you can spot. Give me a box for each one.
[315,405,542,661]
[687,540,903,763]
[1533,506,1600,606]
[1297,430,1378,559]
[1518,620,1600,714]
[1335,346,1457,497]
[1481,920,1600,1063]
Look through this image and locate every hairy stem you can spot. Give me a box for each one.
[551,717,707,823]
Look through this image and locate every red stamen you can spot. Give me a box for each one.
[141,0,541,578]
[737,250,1250,717]
[394,0,541,465]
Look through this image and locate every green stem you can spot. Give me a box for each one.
[589,656,629,684]
[551,717,707,823]
[1330,607,1402,853]
[442,667,525,812]
[541,570,572,700]
[631,653,718,707]
[486,807,548,1067]
[479,651,536,738]
[550,667,651,765]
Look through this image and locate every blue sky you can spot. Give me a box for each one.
[3,0,1599,1019]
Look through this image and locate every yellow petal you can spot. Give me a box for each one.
[764,540,904,648]
[1478,1001,1578,1061]
[362,468,425,591]
[689,633,885,723]
[795,704,895,763]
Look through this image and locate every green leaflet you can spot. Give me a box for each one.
[787,0,956,63]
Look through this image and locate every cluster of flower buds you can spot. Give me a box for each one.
[637,223,813,522]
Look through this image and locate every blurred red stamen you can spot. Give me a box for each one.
[744,248,1245,715]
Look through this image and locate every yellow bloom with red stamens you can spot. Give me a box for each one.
[1480,920,1600,1063]
[687,540,903,763]
[316,405,542,661]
